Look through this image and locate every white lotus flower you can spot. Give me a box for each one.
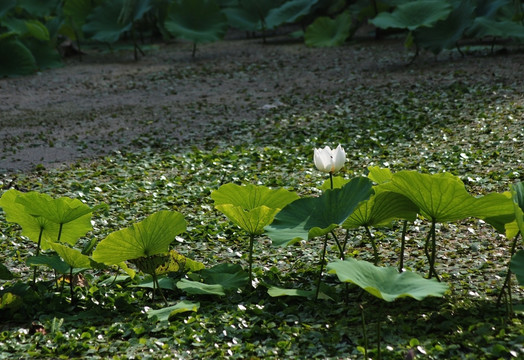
[313,145,346,174]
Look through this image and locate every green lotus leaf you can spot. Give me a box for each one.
[0,0,16,18]
[176,278,226,296]
[212,183,299,235]
[16,0,61,17]
[15,191,94,225]
[367,166,393,185]
[48,242,92,269]
[343,191,418,229]
[369,0,452,31]
[199,263,249,290]
[92,211,186,265]
[62,0,98,29]
[304,11,352,47]
[26,254,70,274]
[327,258,448,302]
[0,38,37,77]
[265,177,373,246]
[82,0,152,43]
[510,250,524,286]
[0,264,14,280]
[379,171,512,223]
[467,17,524,40]
[320,176,350,190]
[0,190,93,247]
[146,300,200,321]
[212,183,299,210]
[265,0,318,29]
[267,286,314,298]
[511,182,524,235]
[473,191,515,233]
[414,0,476,54]
[165,0,228,44]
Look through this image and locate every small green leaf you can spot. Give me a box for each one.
[327,258,448,302]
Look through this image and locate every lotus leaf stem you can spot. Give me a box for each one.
[399,220,408,272]
[364,225,379,266]
[497,231,521,312]
[315,234,329,300]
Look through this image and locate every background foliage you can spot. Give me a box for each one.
[1,0,524,76]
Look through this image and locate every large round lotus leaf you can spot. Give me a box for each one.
[0,190,93,247]
[343,191,418,229]
[379,170,514,225]
[265,177,373,246]
[369,0,452,31]
[212,184,299,235]
[265,0,318,29]
[327,258,448,302]
[165,0,228,44]
[92,211,186,265]
[304,11,351,47]
[0,38,37,77]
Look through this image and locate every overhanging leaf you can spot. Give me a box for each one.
[265,177,373,246]
[327,258,448,302]
[92,211,186,265]
[369,0,452,31]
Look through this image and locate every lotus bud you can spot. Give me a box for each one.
[313,145,346,174]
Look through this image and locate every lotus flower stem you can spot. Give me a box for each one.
[315,234,329,300]
[398,220,408,272]
[329,172,333,190]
